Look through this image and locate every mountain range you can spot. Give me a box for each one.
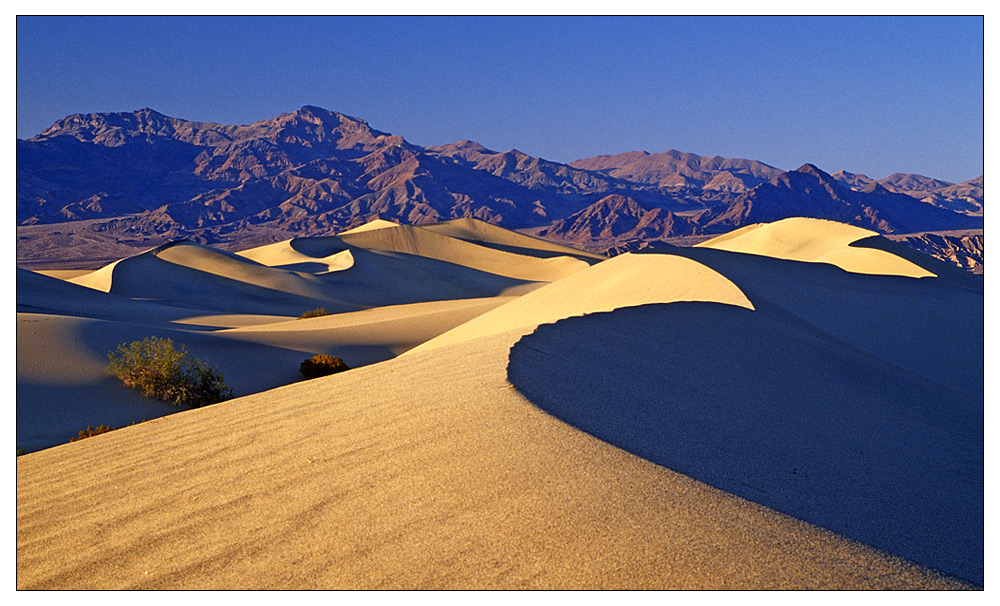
[16,105,983,269]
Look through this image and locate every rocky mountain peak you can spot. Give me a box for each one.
[794,163,833,180]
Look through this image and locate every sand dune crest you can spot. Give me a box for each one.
[698,217,936,278]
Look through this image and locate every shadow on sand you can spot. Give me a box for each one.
[508,253,983,586]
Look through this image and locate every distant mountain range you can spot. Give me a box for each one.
[16,105,983,269]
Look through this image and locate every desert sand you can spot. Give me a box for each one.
[16,218,982,589]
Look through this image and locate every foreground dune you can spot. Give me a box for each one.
[15,328,971,589]
[16,218,981,589]
[509,276,982,584]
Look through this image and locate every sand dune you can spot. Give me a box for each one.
[336,220,595,282]
[65,222,570,315]
[410,252,753,353]
[17,220,592,451]
[237,242,356,274]
[15,329,970,589]
[16,217,981,589]
[66,240,365,316]
[698,217,936,277]
[421,217,607,261]
[337,218,402,234]
[510,297,982,584]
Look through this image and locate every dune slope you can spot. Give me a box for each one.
[508,299,982,585]
[16,329,969,589]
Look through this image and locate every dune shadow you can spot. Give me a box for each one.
[508,301,983,586]
[16,313,399,453]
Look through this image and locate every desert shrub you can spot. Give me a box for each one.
[298,308,330,319]
[300,354,350,379]
[70,425,117,442]
[108,336,233,407]
[69,420,145,443]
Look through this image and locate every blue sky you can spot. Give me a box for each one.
[16,16,984,183]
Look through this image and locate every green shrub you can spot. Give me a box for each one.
[108,336,233,407]
[298,308,330,319]
[300,354,350,379]
[70,425,117,442]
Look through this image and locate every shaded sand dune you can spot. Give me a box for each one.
[16,312,307,452]
[16,217,981,588]
[68,240,366,316]
[18,267,192,324]
[499,219,983,585]
[508,300,982,585]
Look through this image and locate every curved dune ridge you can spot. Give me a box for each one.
[337,218,403,234]
[238,242,356,274]
[62,220,589,315]
[421,217,607,261]
[409,252,754,354]
[67,240,362,316]
[16,217,981,588]
[508,302,983,586]
[335,220,596,282]
[698,217,936,278]
[16,330,972,589]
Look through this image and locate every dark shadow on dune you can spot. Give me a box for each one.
[97,245,533,316]
[509,283,982,585]
[288,236,352,257]
[848,234,985,289]
[668,247,983,401]
[270,261,341,274]
[16,377,183,453]
[17,314,399,453]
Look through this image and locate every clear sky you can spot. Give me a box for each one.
[16,15,985,183]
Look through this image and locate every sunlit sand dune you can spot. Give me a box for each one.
[697,217,935,277]
[16,218,981,589]
[421,217,607,261]
[17,221,592,451]
[237,242,356,274]
[337,218,401,234]
[410,252,753,353]
[335,220,594,282]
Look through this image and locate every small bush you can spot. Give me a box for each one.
[108,336,233,407]
[299,308,330,319]
[300,354,350,379]
[70,425,117,442]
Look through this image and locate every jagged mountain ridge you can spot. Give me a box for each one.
[700,163,983,235]
[525,194,697,244]
[17,105,983,269]
[19,106,704,233]
[569,149,785,192]
[831,170,983,217]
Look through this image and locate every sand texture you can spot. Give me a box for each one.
[16,217,981,589]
